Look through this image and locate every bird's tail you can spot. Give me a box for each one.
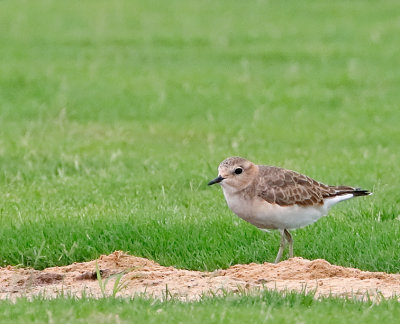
[330,186,372,197]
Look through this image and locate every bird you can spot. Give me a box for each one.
[208,156,371,263]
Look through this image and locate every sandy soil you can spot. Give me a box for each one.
[1,251,399,301]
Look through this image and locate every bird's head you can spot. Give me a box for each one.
[208,156,258,191]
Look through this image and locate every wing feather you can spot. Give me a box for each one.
[256,166,338,206]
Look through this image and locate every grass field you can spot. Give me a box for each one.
[1,0,400,321]
[1,292,400,324]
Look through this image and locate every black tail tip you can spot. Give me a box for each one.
[353,188,372,196]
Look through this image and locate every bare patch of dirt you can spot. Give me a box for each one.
[1,251,399,301]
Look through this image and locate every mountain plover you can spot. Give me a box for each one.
[208,156,371,263]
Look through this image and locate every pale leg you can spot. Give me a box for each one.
[284,229,293,259]
[274,229,286,263]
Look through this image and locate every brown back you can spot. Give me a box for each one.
[255,166,356,207]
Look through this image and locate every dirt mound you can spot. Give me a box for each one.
[1,251,399,301]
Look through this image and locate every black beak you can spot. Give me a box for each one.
[208,175,225,186]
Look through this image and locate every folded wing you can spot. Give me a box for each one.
[256,166,369,207]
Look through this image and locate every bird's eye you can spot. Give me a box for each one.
[234,168,243,175]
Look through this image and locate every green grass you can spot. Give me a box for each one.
[1,0,400,274]
[0,0,400,296]
[1,291,400,324]
[1,0,400,321]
